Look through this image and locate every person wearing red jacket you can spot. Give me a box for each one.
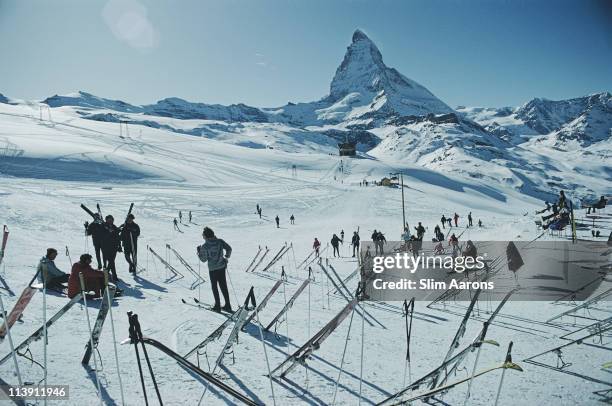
[67,254,105,299]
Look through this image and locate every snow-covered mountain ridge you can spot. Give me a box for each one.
[2,30,610,200]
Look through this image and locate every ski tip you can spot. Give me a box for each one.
[504,362,523,372]
[181,299,187,304]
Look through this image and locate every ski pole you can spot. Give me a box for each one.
[65,246,72,269]
[463,321,489,405]
[0,294,22,385]
[43,264,48,406]
[255,299,277,406]
[332,309,355,405]
[128,312,149,406]
[78,273,104,406]
[494,341,514,406]
[358,284,365,405]
[133,314,163,405]
[104,270,125,406]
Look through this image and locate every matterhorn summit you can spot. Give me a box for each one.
[326,29,452,118]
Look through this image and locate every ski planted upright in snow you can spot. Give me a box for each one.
[264,278,310,331]
[82,285,117,366]
[0,293,83,366]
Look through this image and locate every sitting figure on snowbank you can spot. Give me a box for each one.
[37,248,69,291]
[197,227,233,313]
[67,254,105,299]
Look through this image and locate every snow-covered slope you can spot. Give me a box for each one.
[0,97,610,406]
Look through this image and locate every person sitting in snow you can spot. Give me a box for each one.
[37,248,69,292]
[67,254,106,299]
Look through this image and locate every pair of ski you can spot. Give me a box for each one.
[127,311,258,405]
[148,245,184,281]
[82,285,118,366]
[260,243,291,273]
[244,245,267,273]
[319,261,385,329]
[379,341,522,405]
[0,267,45,340]
[0,293,83,366]
[166,244,205,289]
[181,297,233,317]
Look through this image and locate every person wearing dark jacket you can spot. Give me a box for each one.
[121,214,140,273]
[197,227,232,313]
[468,212,473,227]
[86,217,104,269]
[376,231,386,255]
[101,215,121,282]
[414,222,425,240]
[37,248,69,291]
[67,254,105,299]
[331,234,342,257]
[275,215,280,228]
[351,231,360,257]
[440,215,446,229]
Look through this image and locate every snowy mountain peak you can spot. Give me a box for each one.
[328,30,452,117]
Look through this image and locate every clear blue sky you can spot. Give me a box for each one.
[0,0,610,108]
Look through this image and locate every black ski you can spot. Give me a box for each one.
[82,285,117,365]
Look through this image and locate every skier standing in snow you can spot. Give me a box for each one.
[173,218,181,231]
[351,231,360,257]
[120,214,140,273]
[275,215,280,228]
[101,215,121,282]
[478,219,483,228]
[376,231,386,255]
[179,210,183,223]
[290,214,295,225]
[67,254,105,299]
[453,213,459,227]
[189,211,192,223]
[37,248,69,291]
[414,222,426,240]
[197,227,232,313]
[331,234,341,257]
[86,217,104,269]
[468,212,473,227]
[371,229,380,255]
[440,214,446,229]
[313,238,321,258]
[447,217,452,228]
[340,230,345,243]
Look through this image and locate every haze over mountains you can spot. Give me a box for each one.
[1,30,609,200]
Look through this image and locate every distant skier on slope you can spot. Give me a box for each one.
[290,214,295,225]
[37,248,69,291]
[197,227,232,313]
[331,234,342,257]
[468,212,473,227]
[453,212,460,227]
[351,231,360,257]
[340,230,345,243]
[189,211,192,223]
[101,215,121,282]
[275,215,280,228]
[313,238,321,257]
[478,219,483,228]
[414,222,426,240]
[447,217,452,228]
[179,210,183,223]
[67,254,105,299]
[120,214,140,273]
[440,214,446,229]
[173,218,181,231]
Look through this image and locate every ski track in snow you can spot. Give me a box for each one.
[0,102,610,405]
